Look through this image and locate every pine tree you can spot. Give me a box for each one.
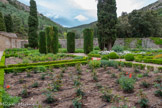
[28,0,38,48]
[97,0,117,50]
[0,11,6,31]
[4,14,13,32]
[39,31,47,54]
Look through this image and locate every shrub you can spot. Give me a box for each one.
[52,26,59,54]
[119,76,135,93]
[138,98,149,108]
[89,50,99,54]
[67,32,75,53]
[34,66,46,73]
[124,62,133,67]
[140,81,150,88]
[83,29,93,54]
[94,46,100,50]
[39,31,47,54]
[109,52,119,59]
[112,45,124,52]
[101,55,109,60]
[46,27,51,53]
[125,54,134,61]
[154,90,162,97]
[44,91,56,104]
[89,60,101,69]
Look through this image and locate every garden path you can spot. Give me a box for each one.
[0,51,3,61]
[113,59,162,69]
[68,53,87,57]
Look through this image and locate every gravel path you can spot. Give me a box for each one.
[0,51,3,61]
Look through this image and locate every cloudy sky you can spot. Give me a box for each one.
[17,0,157,27]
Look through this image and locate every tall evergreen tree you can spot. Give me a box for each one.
[0,11,6,31]
[28,0,38,48]
[97,0,117,50]
[39,31,47,54]
[4,14,13,32]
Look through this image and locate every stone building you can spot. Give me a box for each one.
[0,32,27,51]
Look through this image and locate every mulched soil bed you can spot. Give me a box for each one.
[4,65,162,108]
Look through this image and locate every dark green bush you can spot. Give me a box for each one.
[39,31,47,54]
[109,52,119,59]
[45,27,51,53]
[83,28,93,54]
[52,26,58,54]
[67,32,75,53]
[125,54,134,61]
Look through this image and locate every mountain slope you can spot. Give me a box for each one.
[0,0,65,38]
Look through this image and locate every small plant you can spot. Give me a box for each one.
[125,54,134,61]
[72,97,82,108]
[100,87,113,103]
[134,68,140,73]
[34,66,46,73]
[76,88,84,96]
[26,69,32,77]
[96,83,102,89]
[74,79,81,87]
[41,74,46,80]
[111,73,117,78]
[138,90,149,108]
[154,90,162,97]
[51,81,61,92]
[32,82,39,88]
[19,78,25,84]
[143,72,149,77]
[44,91,56,104]
[88,60,101,69]
[140,81,150,88]
[101,55,109,60]
[119,76,135,93]
[155,76,161,83]
[20,87,29,98]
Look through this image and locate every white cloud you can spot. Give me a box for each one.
[74,14,88,21]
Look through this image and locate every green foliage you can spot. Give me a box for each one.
[83,28,93,54]
[0,89,21,108]
[125,54,135,61]
[67,32,75,53]
[97,0,117,50]
[140,81,150,88]
[109,52,119,59]
[112,45,124,52]
[72,97,82,108]
[39,31,47,54]
[150,37,162,45]
[154,90,162,97]
[44,91,56,104]
[119,76,135,93]
[4,14,13,32]
[28,0,38,48]
[0,11,6,31]
[34,66,46,73]
[100,87,113,103]
[88,60,101,69]
[101,55,109,60]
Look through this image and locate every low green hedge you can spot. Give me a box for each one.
[5,61,88,73]
[132,63,146,70]
[1,58,87,69]
[123,62,133,67]
[88,54,101,58]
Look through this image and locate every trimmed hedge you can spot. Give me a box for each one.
[39,31,47,54]
[1,58,87,69]
[5,61,88,73]
[125,54,134,61]
[52,26,59,54]
[67,32,75,53]
[83,29,93,54]
[88,54,101,58]
[109,52,119,59]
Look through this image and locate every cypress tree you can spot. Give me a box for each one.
[0,11,6,31]
[52,26,58,54]
[45,27,51,53]
[4,14,13,32]
[97,0,117,50]
[67,32,75,53]
[83,28,93,54]
[39,31,47,54]
[28,0,38,48]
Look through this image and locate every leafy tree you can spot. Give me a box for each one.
[67,32,75,53]
[28,0,38,48]
[0,11,6,31]
[39,31,47,54]
[83,28,93,54]
[97,0,117,50]
[4,14,13,32]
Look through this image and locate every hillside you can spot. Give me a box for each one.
[0,0,65,38]
[68,0,162,38]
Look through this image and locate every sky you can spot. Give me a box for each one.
[17,0,157,27]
